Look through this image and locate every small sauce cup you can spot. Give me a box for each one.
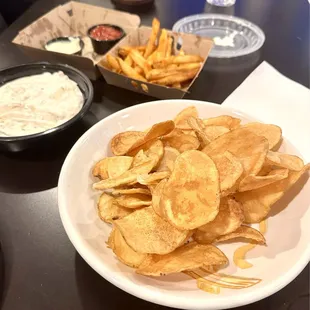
[88,24,125,55]
[45,36,84,55]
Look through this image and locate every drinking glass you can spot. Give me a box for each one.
[207,0,236,7]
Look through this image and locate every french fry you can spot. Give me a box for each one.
[130,50,152,76]
[153,55,203,68]
[146,63,202,80]
[117,57,147,82]
[119,46,146,57]
[172,82,181,88]
[157,29,168,56]
[152,69,199,86]
[144,18,160,58]
[107,55,121,72]
[166,36,173,58]
[134,65,144,76]
[124,54,133,66]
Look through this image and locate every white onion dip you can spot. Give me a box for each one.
[0,71,84,137]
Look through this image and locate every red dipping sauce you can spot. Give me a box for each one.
[90,25,122,41]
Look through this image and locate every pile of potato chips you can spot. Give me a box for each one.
[103,18,204,89]
[92,106,309,277]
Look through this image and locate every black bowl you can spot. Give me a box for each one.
[45,36,84,55]
[88,24,125,55]
[0,62,94,152]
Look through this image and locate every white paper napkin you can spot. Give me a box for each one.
[223,61,310,160]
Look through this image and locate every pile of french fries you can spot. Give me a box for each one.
[104,18,204,89]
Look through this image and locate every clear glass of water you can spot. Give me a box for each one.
[207,0,236,6]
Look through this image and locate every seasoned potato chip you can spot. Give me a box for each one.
[156,146,180,172]
[147,183,158,194]
[112,188,151,196]
[108,228,149,268]
[266,151,304,171]
[93,159,156,190]
[212,151,243,193]
[203,115,241,130]
[136,242,228,276]
[107,156,133,179]
[174,106,198,130]
[115,194,152,209]
[214,226,266,245]
[161,150,220,230]
[193,198,244,244]
[144,140,164,168]
[127,121,175,155]
[202,128,269,177]
[164,127,184,138]
[152,179,167,218]
[98,193,132,223]
[92,158,109,179]
[114,207,189,254]
[137,171,170,185]
[242,122,282,150]
[187,116,210,148]
[235,164,310,223]
[132,149,149,167]
[163,134,200,153]
[204,126,230,141]
[111,131,145,156]
[239,168,289,192]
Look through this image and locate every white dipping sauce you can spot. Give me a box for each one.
[0,71,84,137]
[213,31,237,47]
[45,37,81,55]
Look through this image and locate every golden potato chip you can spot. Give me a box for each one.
[235,163,310,223]
[163,134,200,153]
[203,115,241,130]
[98,193,132,223]
[112,188,151,196]
[137,171,170,185]
[174,106,198,130]
[204,126,230,141]
[136,242,228,276]
[92,158,109,179]
[214,226,266,245]
[147,183,158,194]
[212,151,243,193]
[164,127,184,138]
[127,121,175,155]
[202,128,269,177]
[144,140,164,168]
[93,159,156,190]
[115,194,152,209]
[152,179,167,218]
[156,147,180,172]
[187,116,210,148]
[132,149,149,167]
[114,207,189,254]
[108,228,149,268]
[266,151,304,171]
[193,198,244,244]
[111,131,145,156]
[183,129,198,137]
[161,150,220,230]
[242,122,282,150]
[107,156,133,179]
[239,168,289,192]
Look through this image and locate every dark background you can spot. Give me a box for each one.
[0,0,309,310]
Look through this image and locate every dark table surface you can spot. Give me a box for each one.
[0,0,309,309]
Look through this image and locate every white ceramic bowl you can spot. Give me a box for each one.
[58,100,310,310]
